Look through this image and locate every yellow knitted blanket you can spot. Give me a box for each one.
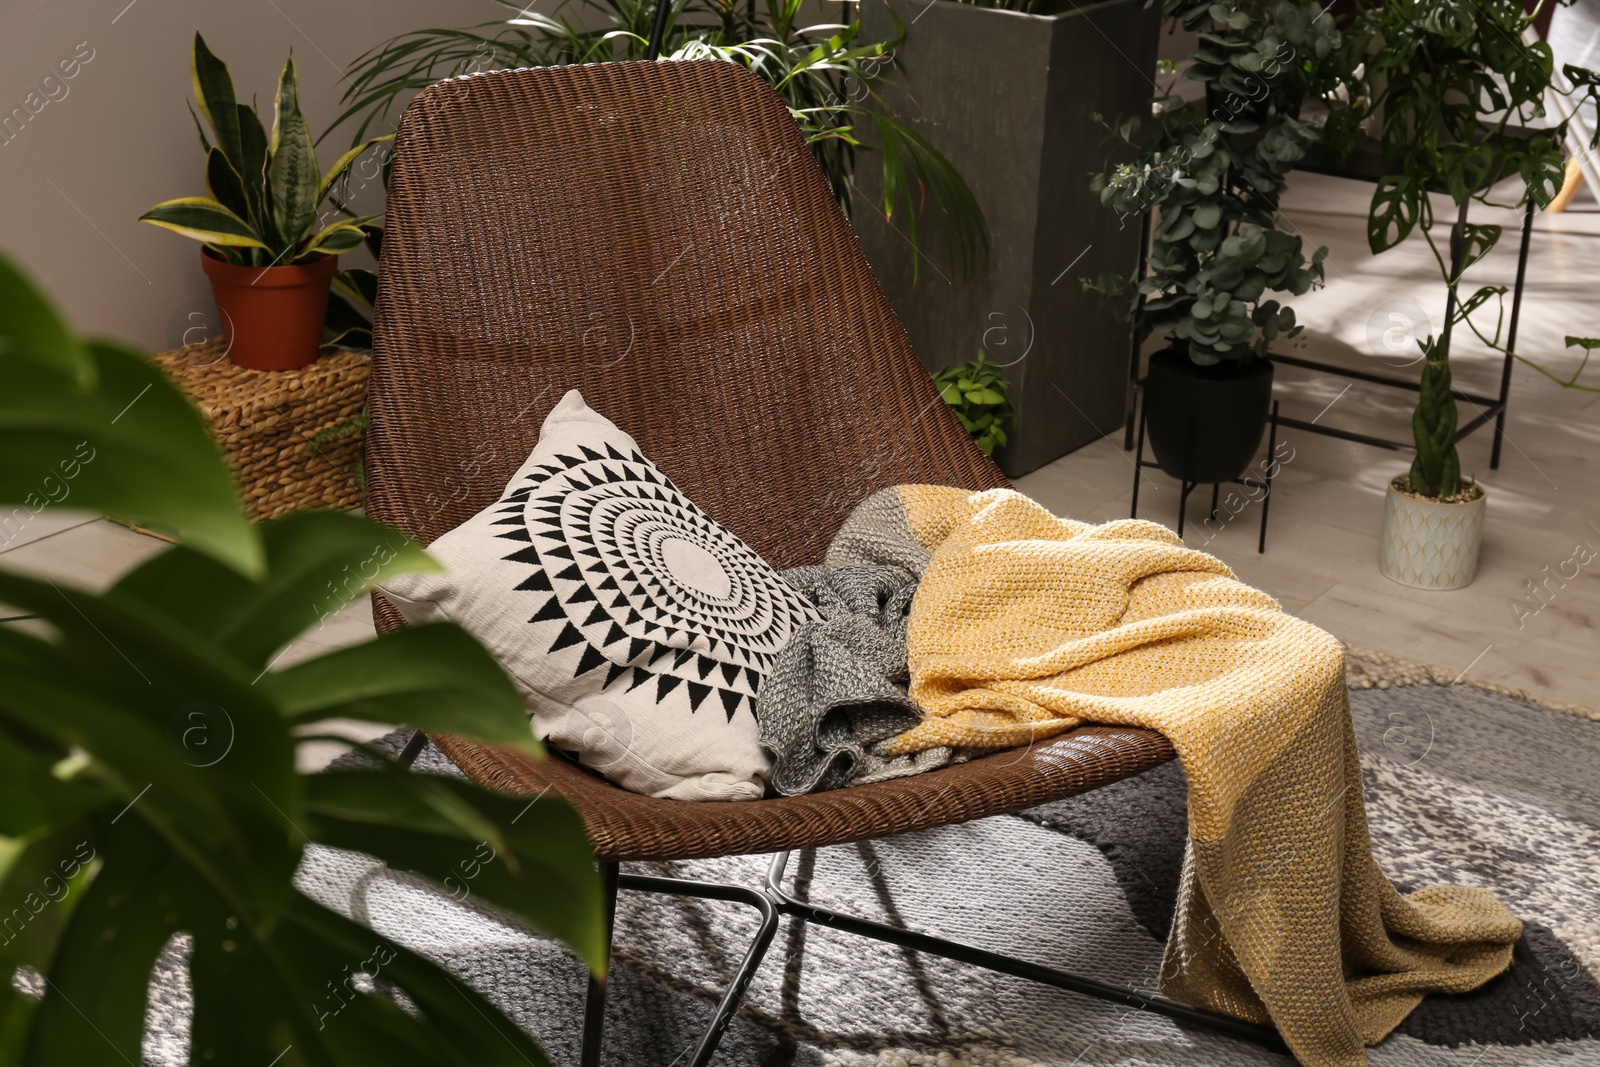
[829,485,1521,1067]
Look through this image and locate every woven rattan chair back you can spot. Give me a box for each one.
[365,59,1005,570]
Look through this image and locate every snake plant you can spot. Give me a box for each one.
[141,34,392,268]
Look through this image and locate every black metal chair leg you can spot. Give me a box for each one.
[396,728,429,768]
[615,871,782,1067]
[1259,401,1279,554]
[580,862,620,1067]
[1209,483,1219,520]
[761,852,1285,1053]
[684,890,780,1067]
[1130,399,1148,519]
[601,854,1286,1060]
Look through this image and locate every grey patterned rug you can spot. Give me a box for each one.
[151,664,1600,1066]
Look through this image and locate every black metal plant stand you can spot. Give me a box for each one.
[646,0,673,60]
[1262,198,1532,466]
[1122,178,1535,469]
[1130,399,1281,553]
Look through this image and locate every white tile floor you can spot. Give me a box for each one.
[3,170,1595,749]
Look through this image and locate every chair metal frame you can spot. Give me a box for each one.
[584,854,1289,1067]
[394,733,1286,1066]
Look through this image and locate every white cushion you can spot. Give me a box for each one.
[381,390,820,800]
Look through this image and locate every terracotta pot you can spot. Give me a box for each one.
[201,248,336,370]
[1378,475,1487,590]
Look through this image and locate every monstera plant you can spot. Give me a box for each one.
[1332,0,1600,589]
[140,34,391,370]
[0,248,603,1065]
[1089,0,1337,487]
[1353,0,1572,501]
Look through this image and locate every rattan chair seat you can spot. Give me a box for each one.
[427,726,1174,862]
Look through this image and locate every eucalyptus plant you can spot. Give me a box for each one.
[0,248,603,1065]
[1088,0,1338,367]
[1333,0,1600,498]
[140,34,392,268]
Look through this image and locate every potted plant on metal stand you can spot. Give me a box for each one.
[1089,0,1338,490]
[140,34,391,371]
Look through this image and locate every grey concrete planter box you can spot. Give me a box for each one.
[853,0,1158,477]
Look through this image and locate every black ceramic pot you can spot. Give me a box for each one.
[1143,348,1275,484]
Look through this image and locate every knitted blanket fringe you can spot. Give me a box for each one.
[826,485,1521,1067]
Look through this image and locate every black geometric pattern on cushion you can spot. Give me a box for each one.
[498,447,819,722]
[378,390,820,800]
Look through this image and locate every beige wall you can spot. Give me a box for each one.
[0,0,507,352]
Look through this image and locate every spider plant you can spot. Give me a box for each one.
[327,0,986,281]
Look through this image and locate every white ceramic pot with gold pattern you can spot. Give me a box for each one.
[1378,475,1486,590]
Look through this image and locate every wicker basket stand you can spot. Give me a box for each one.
[150,339,370,522]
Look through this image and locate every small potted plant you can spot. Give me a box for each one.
[1089,0,1338,486]
[141,34,390,370]
[1340,0,1600,589]
[933,353,1016,457]
[1376,332,1488,589]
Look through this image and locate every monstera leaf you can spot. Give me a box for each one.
[0,248,603,1064]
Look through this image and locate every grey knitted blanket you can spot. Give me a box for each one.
[759,565,954,795]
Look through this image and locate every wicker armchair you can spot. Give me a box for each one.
[365,60,1281,1066]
